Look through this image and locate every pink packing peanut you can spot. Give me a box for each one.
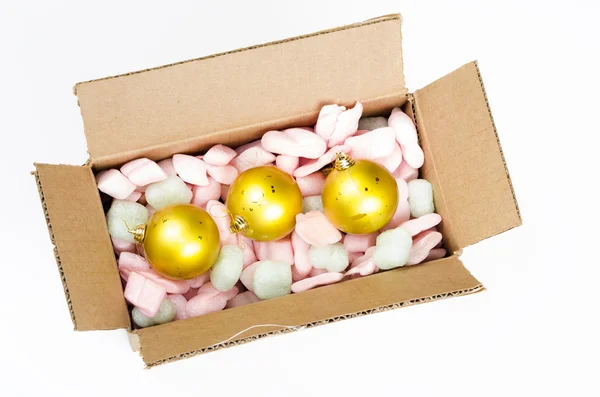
[296,172,325,197]
[344,233,378,253]
[293,145,349,178]
[407,231,443,266]
[124,272,166,318]
[206,164,238,185]
[262,128,327,159]
[166,294,189,320]
[121,158,167,186]
[295,211,342,247]
[388,107,424,169]
[254,237,294,264]
[157,158,177,176]
[96,169,137,200]
[118,252,150,272]
[226,291,260,309]
[111,237,136,255]
[344,127,396,160]
[192,177,221,208]
[231,146,276,172]
[136,270,190,294]
[291,230,312,281]
[291,272,345,293]
[172,154,209,186]
[276,155,300,175]
[400,213,443,237]
[203,144,237,166]
[315,102,363,147]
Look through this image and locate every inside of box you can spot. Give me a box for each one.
[91,92,408,171]
[92,94,409,172]
[92,94,463,332]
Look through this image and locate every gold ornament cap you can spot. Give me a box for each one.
[229,214,250,235]
[132,224,146,244]
[333,152,355,171]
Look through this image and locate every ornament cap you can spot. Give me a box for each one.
[132,224,146,244]
[333,152,355,171]
[230,214,250,235]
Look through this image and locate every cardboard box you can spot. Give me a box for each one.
[33,14,521,366]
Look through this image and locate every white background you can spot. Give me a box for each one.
[1,0,599,396]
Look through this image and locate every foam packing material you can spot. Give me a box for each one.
[373,227,413,270]
[252,260,293,300]
[145,175,193,210]
[99,101,450,330]
[210,245,244,292]
[308,243,349,273]
[106,200,149,243]
[407,179,435,218]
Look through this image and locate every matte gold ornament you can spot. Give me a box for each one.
[226,166,302,241]
[322,152,399,234]
[132,204,220,280]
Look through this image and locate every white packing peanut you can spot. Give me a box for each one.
[407,179,435,218]
[210,245,244,292]
[308,242,349,273]
[106,200,149,243]
[373,227,413,270]
[145,175,193,210]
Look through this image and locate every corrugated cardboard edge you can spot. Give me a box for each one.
[73,14,403,93]
[32,169,77,329]
[33,163,131,330]
[473,61,522,222]
[139,285,484,368]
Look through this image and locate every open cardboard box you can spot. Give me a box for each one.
[33,14,521,366]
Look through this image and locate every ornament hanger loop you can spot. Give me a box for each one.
[121,213,147,244]
[333,152,355,171]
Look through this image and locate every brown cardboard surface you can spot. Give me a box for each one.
[136,255,482,366]
[94,93,407,171]
[34,163,130,330]
[75,14,406,169]
[403,97,461,252]
[406,94,460,252]
[413,62,521,251]
[402,94,460,255]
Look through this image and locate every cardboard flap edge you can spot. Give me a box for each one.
[135,255,482,366]
[74,14,403,90]
[34,163,130,331]
[414,61,521,250]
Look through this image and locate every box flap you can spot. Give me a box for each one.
[34,163,130,330]
[135,256,482,366]
[74,14,407,169]
[413,62,521,251]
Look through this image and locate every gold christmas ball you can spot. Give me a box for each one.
[133,204,220,280]
[322,152,399,234]
[226,165,302,241]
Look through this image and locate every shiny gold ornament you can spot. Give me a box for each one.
[322,152,399,234]
[132,204,220,280]
[226,165,303,241]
